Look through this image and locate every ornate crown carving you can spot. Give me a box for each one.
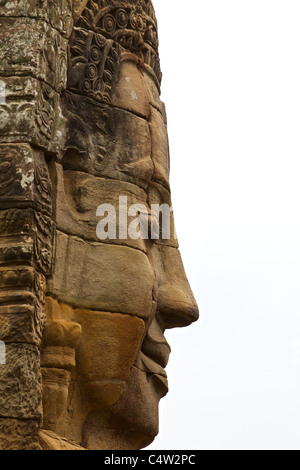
[74,0,162,85]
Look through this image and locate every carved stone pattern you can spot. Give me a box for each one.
[0,78,60,153]
[33,160,53,215]
[0,145,52,215]
[0,146,54,349]
[0,214,54,278]
[0,266,46,305]
[68,28,121,104]
[0,0,65,449]
[75,0,162,83]
[0,0,73,39]
[35,83,57,147]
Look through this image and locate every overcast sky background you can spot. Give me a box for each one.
[147,0,300,450]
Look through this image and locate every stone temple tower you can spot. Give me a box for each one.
[0,0,198,450]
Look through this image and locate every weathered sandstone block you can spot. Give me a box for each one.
[0,144,52,213]
[0,79,61,152]
[47,231,155,318]
[112,59,151,118]
[0,0,73,38]
[0,418,40,450]
[61,93,153,189]
[49,161,149,251]
[74,309,145,382]
[0,343,42,419]
[149,105,170,189]
[0,18,68,92]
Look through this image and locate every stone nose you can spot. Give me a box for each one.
[152,244,199,329]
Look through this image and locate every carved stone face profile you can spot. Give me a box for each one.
[0,0,198,451]
[39,0,199,451]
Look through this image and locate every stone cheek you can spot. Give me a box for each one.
[39,298,146,443]
[74,309,145,413]
[47,230,156,319]
[74,310,145,382]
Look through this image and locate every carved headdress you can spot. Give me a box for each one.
[70,0,162,103]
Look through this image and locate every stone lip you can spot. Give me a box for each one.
[136,352,167,381]
[141,316,171,370]
[135,316,171,398]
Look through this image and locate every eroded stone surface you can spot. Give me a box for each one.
[0,144,52,213]
[49,161,149,251]
[74,309,145,382]
[47,230,155,318]
[112,59,151,118]
[148,181,179,248]
[0,78,63,152]
[0,343,42,420]
[61,93,154,189]
[0,418,40,450]
[149,105,170,189]
[0,17,68,92]
[0,0,73,38]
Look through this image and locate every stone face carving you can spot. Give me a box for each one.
[0,0,199,450]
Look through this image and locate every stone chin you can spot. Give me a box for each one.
[80,313,171,450]
[82,357,169,450]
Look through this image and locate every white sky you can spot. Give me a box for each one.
[148,0,300,450]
